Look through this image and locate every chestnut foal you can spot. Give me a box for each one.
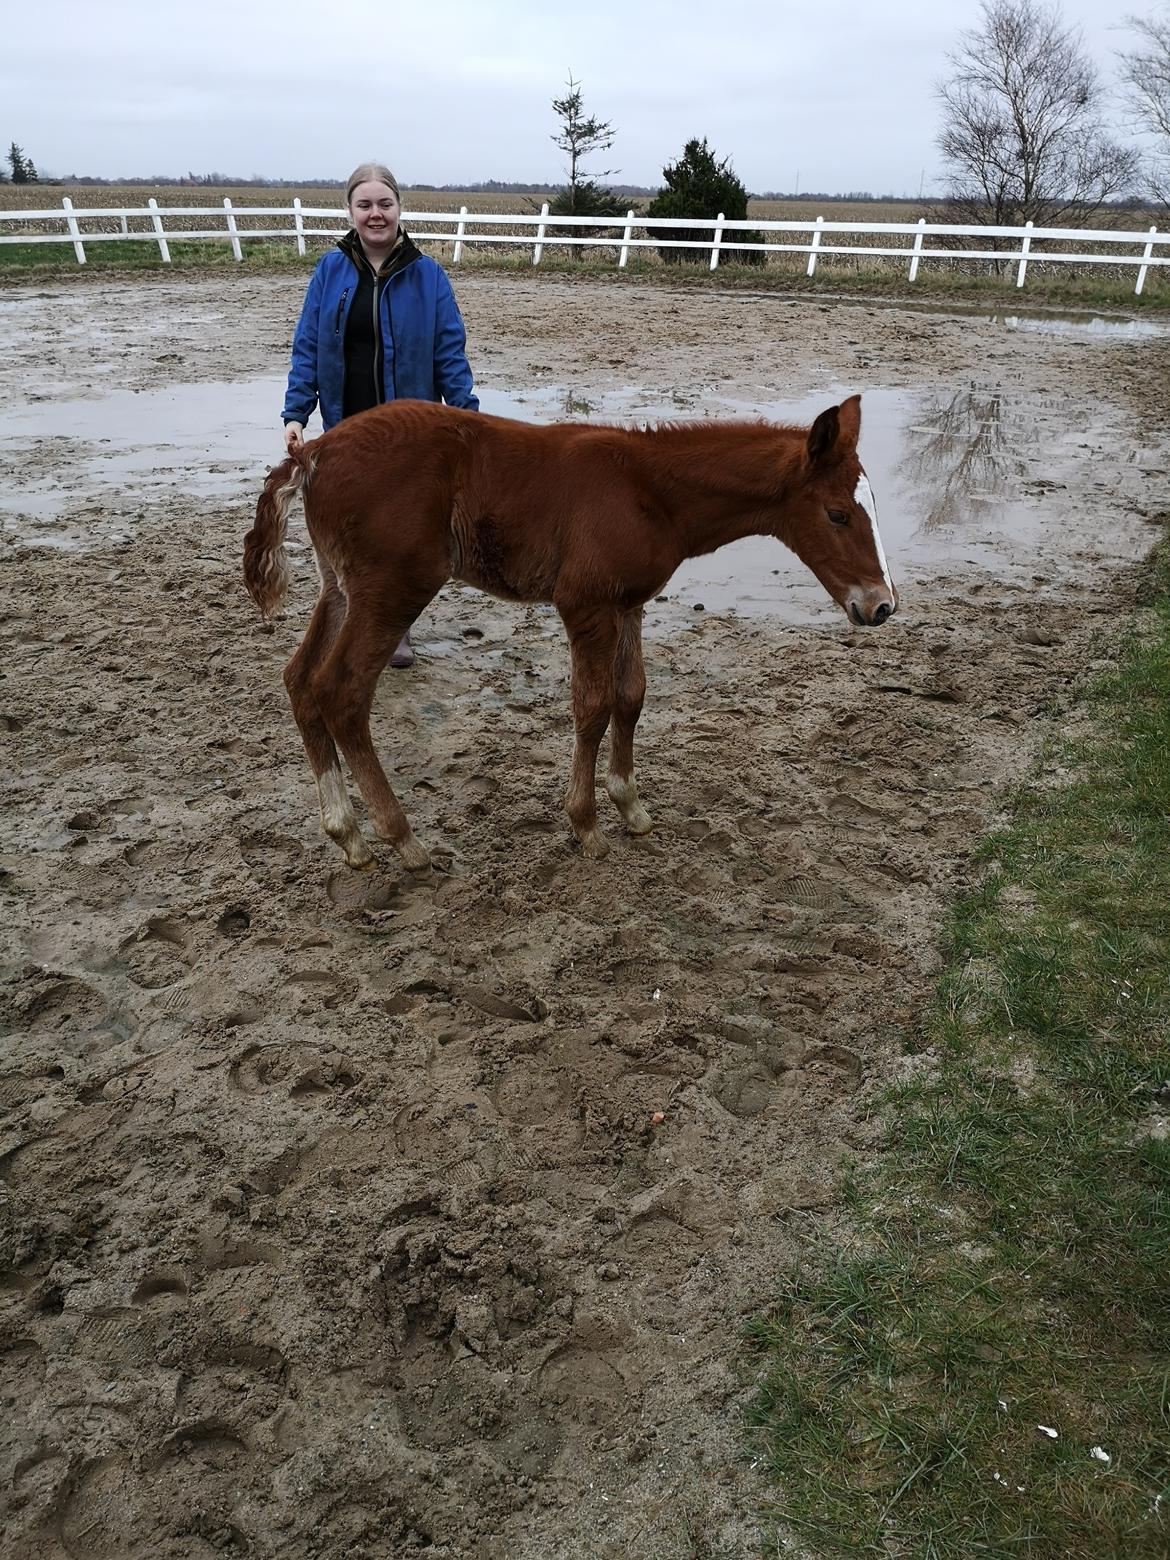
[244,396,896,870]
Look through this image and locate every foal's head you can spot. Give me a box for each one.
[783,395,897,627]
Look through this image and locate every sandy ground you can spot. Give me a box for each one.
[1,269,1168,1560]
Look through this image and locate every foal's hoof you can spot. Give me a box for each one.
[578,829,610,861]
[396,834,432,872]
[343,837,376,871]
[605,776,652,836]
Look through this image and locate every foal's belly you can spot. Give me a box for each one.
[449,516,558,604]
[452,561,556,605]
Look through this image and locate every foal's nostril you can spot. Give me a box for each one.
[872,602,892,626]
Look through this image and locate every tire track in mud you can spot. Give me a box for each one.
[2,276,1166,1558]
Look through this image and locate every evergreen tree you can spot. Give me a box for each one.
[549,74,623,219]
[7,143,37,183]
[646,138,763,264]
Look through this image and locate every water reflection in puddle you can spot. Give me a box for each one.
[498,383,1075,625]
[2,374,1109,624]
[864,297,1168,340]
[990,313,1168,340]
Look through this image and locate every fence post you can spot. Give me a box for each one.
[710,212,725,271]
[908,217,925,282]
[120,215,128,236]
[223,197,243,262]
[618,209,635,269]
[1016,220,1033,288]
[533,201,549,267]
[293,197,305,257]
[452,205,468,264]
[1135,225,1158,296]
[61,197,86,265]
[807,216,824,277]
[147,198,171,263]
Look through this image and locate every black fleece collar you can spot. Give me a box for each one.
[338,227,421,280]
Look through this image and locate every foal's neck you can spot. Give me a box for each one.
[635,422,803,556]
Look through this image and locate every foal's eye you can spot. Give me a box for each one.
[828,509,849,526]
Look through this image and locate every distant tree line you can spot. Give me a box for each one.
[755,190,926,203]
[56,173,347,187]
[15,169,662,197]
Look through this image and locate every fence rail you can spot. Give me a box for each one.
[0,198,1164,294]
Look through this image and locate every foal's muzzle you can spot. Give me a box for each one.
[849,598,896,627]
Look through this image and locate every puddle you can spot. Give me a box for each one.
[4,381,289,544]
[495,382,1096,625]
[664,383,1062,624]
[727,292,1169,341]
[3,375,1123,626]
[988,312,1168,340]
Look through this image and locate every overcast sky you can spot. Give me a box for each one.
[5,0,1139,194]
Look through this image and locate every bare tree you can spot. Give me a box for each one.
[1120,11,1170,203]
[936,0,1139,227]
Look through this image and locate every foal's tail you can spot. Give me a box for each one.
[243,445,314,619]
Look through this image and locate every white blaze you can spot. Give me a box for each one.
[854,473,893,594]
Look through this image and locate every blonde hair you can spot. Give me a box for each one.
[345,163,401,206]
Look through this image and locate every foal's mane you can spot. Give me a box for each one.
[608,415,804,442]
[586,415,811,489]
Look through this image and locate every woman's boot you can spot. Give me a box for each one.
[391,629,414,669]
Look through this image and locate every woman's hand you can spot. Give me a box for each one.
[284,422,305,454]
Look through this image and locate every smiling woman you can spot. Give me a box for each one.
[280,159,480,667]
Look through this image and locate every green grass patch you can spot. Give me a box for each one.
[746,543,1170,1557]
[0,238,317,273]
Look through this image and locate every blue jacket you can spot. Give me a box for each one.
[282,234,478,430]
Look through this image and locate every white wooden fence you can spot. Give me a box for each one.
[0,198,1164,294]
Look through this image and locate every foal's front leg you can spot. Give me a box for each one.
[561,606,619,859]
[605,607,652,837]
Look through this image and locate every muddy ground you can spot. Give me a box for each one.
[1,270,1167,1559]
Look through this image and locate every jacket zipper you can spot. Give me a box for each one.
[372,272,381,403]
[334,287,349,335]
[385,280,398,399]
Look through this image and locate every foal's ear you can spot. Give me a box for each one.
[807,404,840,465]
[808,395,862,465]
[837,393,861,447]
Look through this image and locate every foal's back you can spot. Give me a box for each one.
[450,415,666,604]
[310,403,666,608]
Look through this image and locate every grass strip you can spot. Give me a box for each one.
[0,238,313,271]
[745,544,1170,1558]
[1,238,1166,313]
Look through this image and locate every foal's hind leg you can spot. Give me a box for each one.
[312,593,436,871]
[284,575,373,870]
[560,604,620,859]
[605,607,653,837]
